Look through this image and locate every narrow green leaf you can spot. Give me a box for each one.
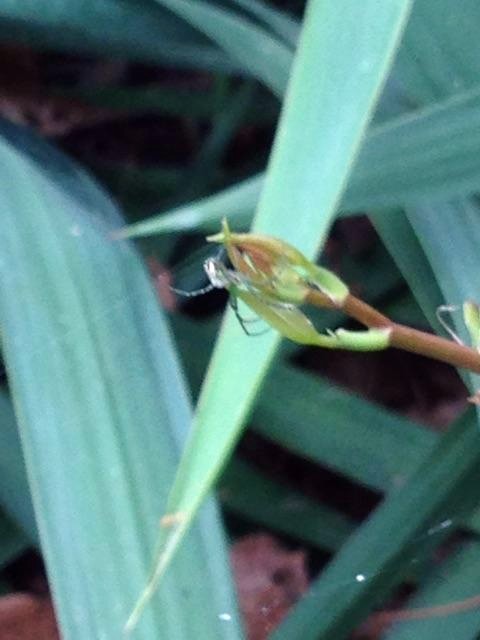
[0,1,243,73]
[0,120,242,639]
[0,389,37,540]
[393,0,480,104]
[463,301,480,351]
[273,412,480,639]
[0,508,28,569]
[123,83,480,236]
[53,84,230,119]
[385,541,480,640]
[155,0,412,599]
[344,86,480,211]
[120,175,263,237]
[406,199,480,348]
[230,0,300,46]
[178,82,255,201]
[221,459,353,551]
[154,0,293,97]
[390,0,480,378]
[258,365,480,536]
[255,365,435,491]
[275,10,480,634]
[371,209,445,331]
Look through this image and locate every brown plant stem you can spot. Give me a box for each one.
[363,592,480,634]
[306,290,480,375]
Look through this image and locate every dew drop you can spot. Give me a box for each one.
[218,613,232,622]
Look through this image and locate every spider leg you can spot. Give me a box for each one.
[170,282,216,298]
[170,245,229,298]
[229,295,271,337]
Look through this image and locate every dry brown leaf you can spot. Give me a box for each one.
[0,593,59,640]
[231,533,308,640]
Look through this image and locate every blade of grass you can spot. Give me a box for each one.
[0,509,28,569]
[177,82,255,202]
[220,458,353,551]
[0,389,37,541]
[384,541,480,640]
[255,365,436,492]
[146,0,412,605]
[0,120,242,639]
[272,411,480,639]
[406,199,480,350]
[343,86,480,211]
[52,83,279,126]
[386,0,480,368]
[393,0,480,104]
[173,313,480,538]
[154,0,293,97]
[279,11,480,633]
[123,83,480,236]
[0,1,243,73]
[121,174,263,236]
[229,0,300,46]
[371,209,444,330]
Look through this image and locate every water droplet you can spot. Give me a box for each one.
[427,519,453,536]
[218,613,232,622]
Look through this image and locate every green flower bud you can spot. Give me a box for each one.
[463,301,480,351]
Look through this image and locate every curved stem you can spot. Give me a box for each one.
[307,289,480,375]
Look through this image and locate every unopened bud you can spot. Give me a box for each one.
[463,301,480,351]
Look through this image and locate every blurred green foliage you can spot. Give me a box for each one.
[1,2,480,639]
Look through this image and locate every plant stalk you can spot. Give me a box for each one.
[307,290,480,374]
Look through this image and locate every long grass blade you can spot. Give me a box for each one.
[0,120,242,639]
[145,0,412,606]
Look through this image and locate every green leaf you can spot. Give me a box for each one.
[406,199,480,350]
[385,541,480,639]
[316,0,478,638]
[0,508,28,570]
[255,365,435,491]
[371,209,444,331]
[393,0,480,104]
[153,0,412,600]
[154,0,293,97]
[178,82,255,202]
[257,365,480,536]
[123,84,480,236]
[229,0,300,46]
[220,459,353,551]
[0,0,243,73]
[463,301,480,351]
[0,120,242,639]
[389,0,480,371]
[273,412,480,639]
[344,86,480,211]
[0,389,37,540]
[120,175,264,237]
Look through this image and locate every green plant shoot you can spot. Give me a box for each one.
[126,221,392,632]
[206,219,391,351]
